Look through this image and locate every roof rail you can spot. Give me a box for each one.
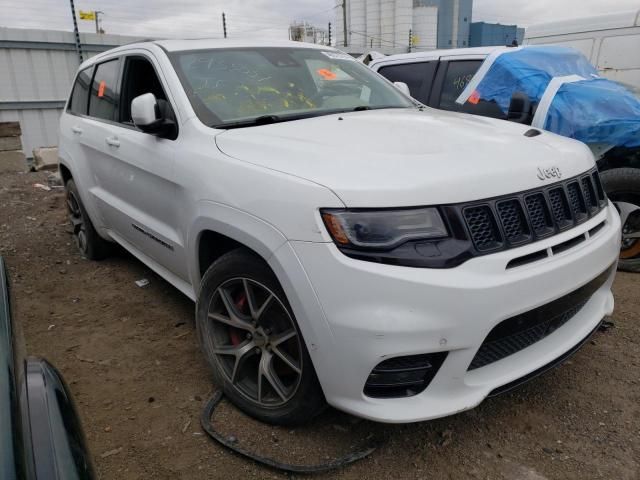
[120,38,157,46]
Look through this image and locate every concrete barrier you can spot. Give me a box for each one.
[0,122,26,172]
[32,147,59,171]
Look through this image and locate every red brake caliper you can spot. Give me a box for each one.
[229,293,247,346]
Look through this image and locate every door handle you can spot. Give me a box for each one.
[71,126,83,134]
[105,136,120,148]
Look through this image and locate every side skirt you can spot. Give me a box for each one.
[107,230,196,301]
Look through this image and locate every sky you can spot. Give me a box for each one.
[0,0,638,40]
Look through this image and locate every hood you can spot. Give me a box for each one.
[215,108,595,207]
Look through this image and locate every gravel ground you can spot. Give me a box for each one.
[1,169,639,479]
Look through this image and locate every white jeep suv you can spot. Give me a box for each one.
[59,39,620,425]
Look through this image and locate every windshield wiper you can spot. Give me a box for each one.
[213,115,282,129]
[253,115,280,125]
[213,106,410,129]
[213,110,349,129]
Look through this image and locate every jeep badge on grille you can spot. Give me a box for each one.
[537,166,562,181]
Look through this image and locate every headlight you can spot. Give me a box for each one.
[321,208,448,249]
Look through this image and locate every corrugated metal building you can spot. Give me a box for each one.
[469,22,524,47]
[0,27,142,157]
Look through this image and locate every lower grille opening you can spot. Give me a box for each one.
[488,320,602,397]
[468,264,614,371]
[364,352,447,399]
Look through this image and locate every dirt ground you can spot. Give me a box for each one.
[1,169,639,480]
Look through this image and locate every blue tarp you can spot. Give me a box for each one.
[458,46,640,148]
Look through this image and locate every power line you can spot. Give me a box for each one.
[348,29,409,48]
[300,5,340,21]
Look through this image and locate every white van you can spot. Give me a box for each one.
[525,10,640,93]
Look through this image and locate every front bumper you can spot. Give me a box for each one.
[271,203,620,423]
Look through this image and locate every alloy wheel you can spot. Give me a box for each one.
[614,200,640,260]
[66,190,87,252]
[203,278,303,407]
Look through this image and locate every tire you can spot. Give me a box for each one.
[65,179,111,260]
[196,249,325,425]
[600,168,640,273]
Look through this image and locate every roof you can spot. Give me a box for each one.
[154,38,332,52]
[368,46,507,67]
[80,38,334,68]
[526,10,640,38]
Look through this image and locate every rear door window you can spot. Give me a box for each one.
[377,62,437,104]
[68,67,92,115]
[88,59,121,122]
[438,60,482,110]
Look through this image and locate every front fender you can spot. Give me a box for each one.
[188,200,289,290]
[187,202,333,352]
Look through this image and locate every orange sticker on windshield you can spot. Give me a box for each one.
[98,80,106,97]
[468,90,480,105]
[317,68,337,80]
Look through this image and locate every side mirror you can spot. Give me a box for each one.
[393,81,411,97]
[131,93,177,139]
[131,93,159,127]
[507,91,532,124]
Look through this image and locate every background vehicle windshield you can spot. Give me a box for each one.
[170,47,414,127]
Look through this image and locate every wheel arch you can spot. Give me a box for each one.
[189,203,330,381]
[189,201,288,291]
[58,163,73,185]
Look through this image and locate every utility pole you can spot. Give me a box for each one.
[328,22,331,46]
[68,0,83,63]
[94,11,103,34]
[342,0,347,47]
[222,12,227,38]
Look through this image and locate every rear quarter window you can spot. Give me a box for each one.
[439,60,482,110]
[88,59,121,121]
[68,67,92,115]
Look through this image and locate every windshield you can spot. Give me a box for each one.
[169,47,414,128]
